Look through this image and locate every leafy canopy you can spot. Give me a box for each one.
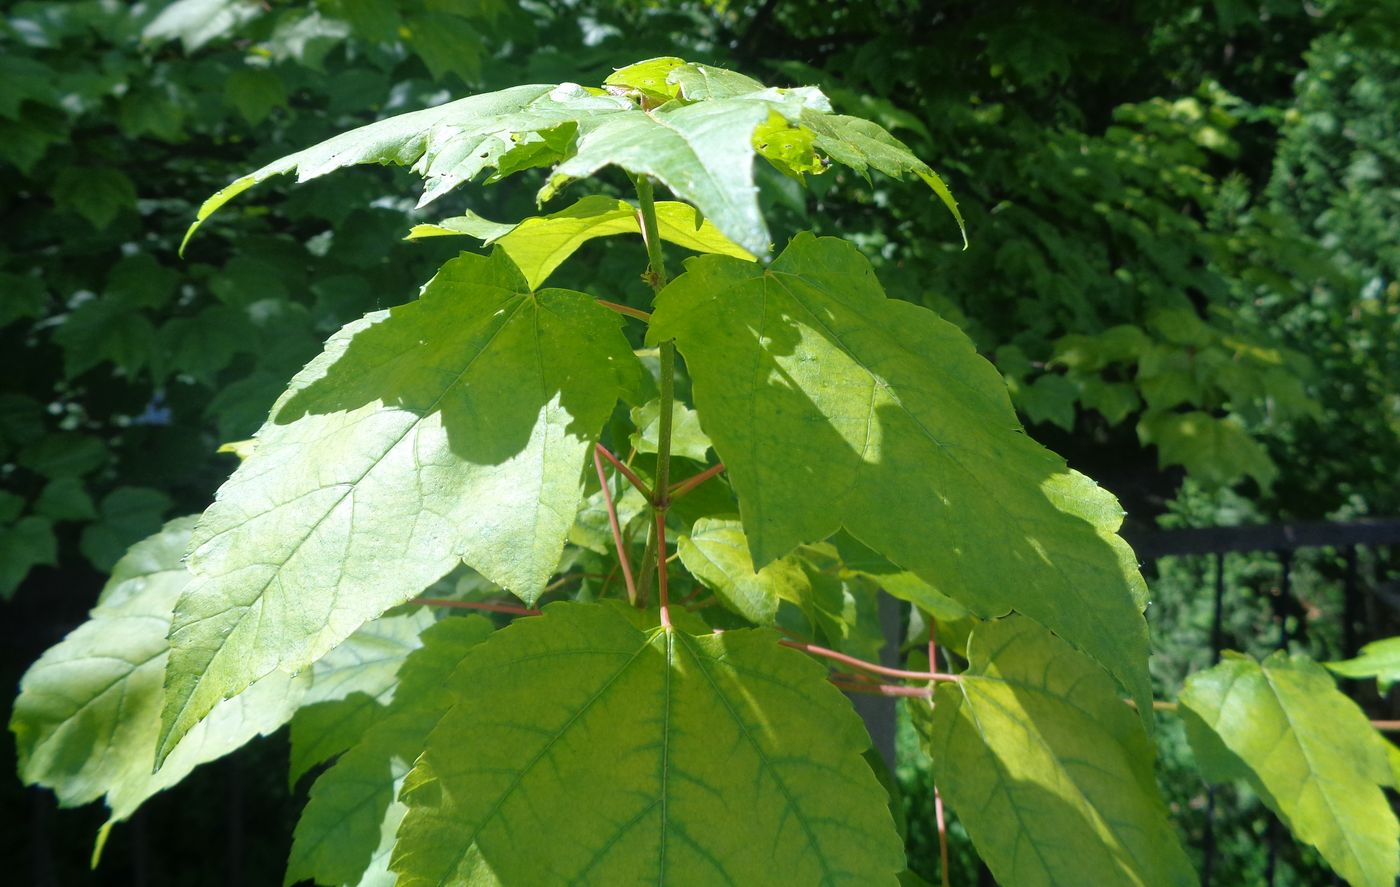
[14,41,1398,887]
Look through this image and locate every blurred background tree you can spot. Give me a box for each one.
[2,1,1397,883]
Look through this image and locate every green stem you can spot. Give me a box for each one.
[634,175,669,292]
[654,341,676,506]
[635,520,658,605]
[633,174,675,623]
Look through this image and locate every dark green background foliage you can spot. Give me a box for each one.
[3,1,1397,884]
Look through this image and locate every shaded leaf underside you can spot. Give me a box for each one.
[391,602,903,886]
[288,608,434,787]
[11,517,306,829]
[287,616,497,887]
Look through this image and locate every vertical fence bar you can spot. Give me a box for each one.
[1201,787,1217,887]
[850,593,902,768]
[30,790,56,887]
[1211,551,1225,664]
[1264,830,1279,887]
[1275,550,1294,651]
[1342,545,1360,660]
[130,806,149,887]
[226,757,244,887]
[1201,550,1226,887]
[1264,549,1296,886]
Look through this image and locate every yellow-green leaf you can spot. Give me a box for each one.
[1181,651,1400,887]
[1328,637,1400,692]
[924,618,1197,887]
[407,195,752,289]
[677,516,808,623]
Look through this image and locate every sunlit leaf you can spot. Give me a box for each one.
[1181,652,1400,887]
[923,618,1196,886]
[799,113,965,246]
[604,57,686,103]
[649,233,1152,712]
[407,195,752,288]
[10,518,307,830]
[156,250,642,763]
[752,111,826,179]
[184,61,962,258]
[677,516,808,623]
[181,84,623,252]
[630,397,712,462]
[143,0,263,51]
[1328,637,1400,692]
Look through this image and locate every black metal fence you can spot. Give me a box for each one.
[1128,518,1400,887]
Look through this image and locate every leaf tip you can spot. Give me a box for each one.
[91,820,114,870]
[177,221,199,258]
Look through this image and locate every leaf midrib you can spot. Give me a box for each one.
[943,682,1059,881]
[959,676,1154,873]
[678,631,840,885]
[1254,666,1384,883]
[439,636,656,882]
